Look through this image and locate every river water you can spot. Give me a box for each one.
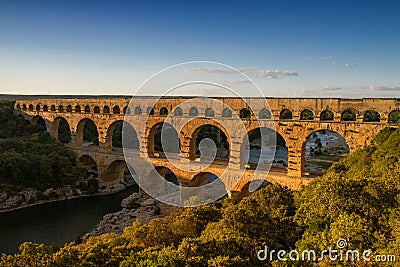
[0,186,138,255]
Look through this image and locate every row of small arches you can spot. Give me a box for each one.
[16,103,398,122]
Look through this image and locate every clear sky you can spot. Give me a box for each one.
[0,0,399,97]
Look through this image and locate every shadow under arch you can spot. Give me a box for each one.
[188,123,231,162]
[183,172,228,203]
[105,120,139,150]
[51,117,71,143]
[238,179,271,199]
[147,122,180,158]
[31,115,47,131]
[77,155,98,180]
[241,127,288,173]
[101,160,129,184]
[301,129,350,176]
[76,118,99,147]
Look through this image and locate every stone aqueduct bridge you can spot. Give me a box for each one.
[14,97,399,196]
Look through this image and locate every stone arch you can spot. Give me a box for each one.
[76,118,99,147]
[189,107,198,117]
[151,166,179,185]
[160,107,168,116]
[105,120,139,150]
[189,172,221,187]
[31,115,47,131]
[75,105,81,113]
[301,129,350,176]
[280,109,293,120]
[51,117,71,143]
[174,107,183,116]
[188,123,230,161]
[146,107,154,115]
[241,126,288,171]
[103,105,110,114]
[205,107,215,117]
[320,109,334,121]
[58,105,64,112]
[84,105,90,113]
[43,105,48,112]
[66,105,72,112]
[35,104,41,112]
[50,105,56,111]
[259,108,272,119]
[101,160,127,184]
[94,106,100,113]
[147,122,180,157]
[300,109,314,120]
[363,110,380,122]
[28,104,34,111]
[341,108,357,121]
[222,107,232,118]
[123,106,130,115]
[15,104,21,110]
[113,106,120,114]
[134,107,142,115]
[388,110,400,124]
[77,155,98,180]
[22,104,27,111]
[238,180,271,198]
[239,108,252,119]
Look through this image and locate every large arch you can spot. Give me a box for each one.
[388,110,400,124]
[301,129,350,176]
[241,127,288,171]
[149,166,179,186]
[51,117,71,143]
[238,179,271,198]
[189,123,230,161]
[31,115,47,131]
[101,160,127,184]
[105,120,139,150]
[185,172,228,202]
[77,155,98,180]
[147,122,180,157]
[76,118,99,147]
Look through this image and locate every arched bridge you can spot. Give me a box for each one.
[14,97,399,197]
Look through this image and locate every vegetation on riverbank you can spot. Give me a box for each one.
[0,101,98,211]
[1,126,399,266]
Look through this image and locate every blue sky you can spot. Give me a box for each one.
[0,0,399,97]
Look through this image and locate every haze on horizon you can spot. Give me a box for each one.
[0,0,399,98]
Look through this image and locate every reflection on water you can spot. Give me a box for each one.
[0,186,137,254]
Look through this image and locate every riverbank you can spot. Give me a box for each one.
[82,192,177,240]
[0,182,133,214]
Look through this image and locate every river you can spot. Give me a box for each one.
[0,185,138,255]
